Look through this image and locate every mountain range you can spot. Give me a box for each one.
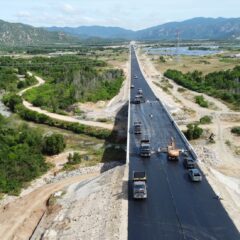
[47,17,240,40]
[1,17,240,47]
[0,19,77,47]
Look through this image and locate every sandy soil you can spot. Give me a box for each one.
[137,49,240,231]
[0,173,99,240]
[31,166,127,240]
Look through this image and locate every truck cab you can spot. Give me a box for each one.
[138,88,143,96]
[134,121,142,134]
[140,137,151,157]
[134,95,141,104]
[133,171,147,199]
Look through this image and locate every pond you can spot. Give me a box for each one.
[145,47,220,56]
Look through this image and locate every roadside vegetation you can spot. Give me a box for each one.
[231,126,240,136]
[199,115,212,124]
[0,46,127,197]
[184,123,203,140]
[195,95,209,108]
[2,95,119,142]
[164,67,240,110]
[0,114,66,195]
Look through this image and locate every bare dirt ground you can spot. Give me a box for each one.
[0,160,125,240]
[0,172,99,240]
[137,48,240,231]
[31,165,127,240]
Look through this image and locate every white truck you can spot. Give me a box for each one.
[134,121,142,134]
[140,137,151,157]
[132,171,147,199]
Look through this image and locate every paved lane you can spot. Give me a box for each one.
[128,46,239,240]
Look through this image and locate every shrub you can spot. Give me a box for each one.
[231,127,240,136]
[67,152,81,165]
[159,56,166,63]
[199,115,212,124]
[2,94,22,112]
[195,95,209,108]
[184,124,203,140]
[177,87,186,93]
[42,134,66,155]
[0,122,49,195]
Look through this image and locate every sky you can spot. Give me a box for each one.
[0,0,239,30]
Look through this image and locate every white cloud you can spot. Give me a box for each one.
[61,3,75,14]
[16,11,31,18]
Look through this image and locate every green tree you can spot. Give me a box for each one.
[42,133,66,155]
[2,94,22,112]
[185,124,203,140]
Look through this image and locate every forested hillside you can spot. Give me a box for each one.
[0,19,77,46]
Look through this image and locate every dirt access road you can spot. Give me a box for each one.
[18,72,114,130]
[0,173,99,240]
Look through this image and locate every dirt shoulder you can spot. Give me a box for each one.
[0,172,99,240]
[31,165,127,240]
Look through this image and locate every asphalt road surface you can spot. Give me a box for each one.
[128,46,239,240]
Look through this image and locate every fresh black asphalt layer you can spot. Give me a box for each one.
[128,46,240,240]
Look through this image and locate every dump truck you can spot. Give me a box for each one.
[134,121,142,134]
[132,171,147,199]
[140,136,151,157]
[134,95,141,104]
[167,137,180,160]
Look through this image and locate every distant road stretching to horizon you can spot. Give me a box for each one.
[127,45,240,240]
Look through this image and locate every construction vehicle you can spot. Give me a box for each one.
[134,121,142,134]
[209,133,215,143]
[132,171,147,199]
[134,95,141,104]
[167,137,180,160]
[140,136,151,157]
[138,88,143,96]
